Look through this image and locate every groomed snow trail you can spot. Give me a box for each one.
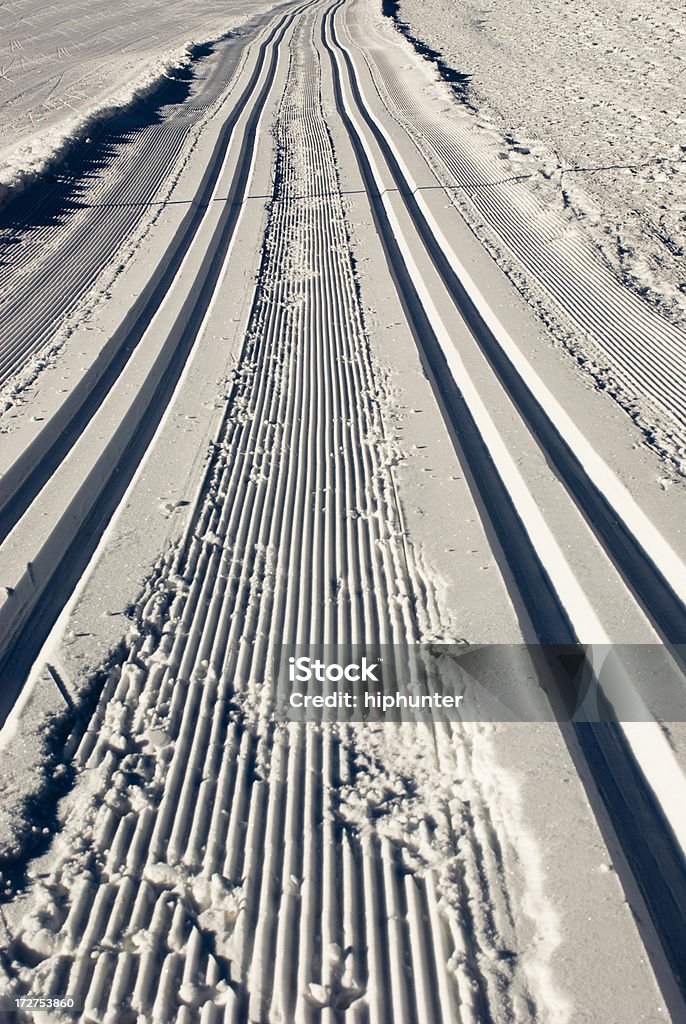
[3,11,543,1023]
[349,4,686,458]
[0,28,251,388]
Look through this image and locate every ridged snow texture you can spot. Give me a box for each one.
[354,12,686,449]
[0,40,238,388]
[5,15,527,1024]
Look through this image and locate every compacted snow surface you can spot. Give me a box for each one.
[394,0,686,324]
[387,0,686,474]
[0,0,685,1022]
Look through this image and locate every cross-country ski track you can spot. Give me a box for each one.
[1,0,686,1022]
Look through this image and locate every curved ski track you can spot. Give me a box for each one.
[4,9,525,1023]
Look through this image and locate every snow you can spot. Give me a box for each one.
[0,0,683,1020]
[0,0,274,202]
[391,0,686,326]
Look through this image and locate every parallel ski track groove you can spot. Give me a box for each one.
[5,6,526,1022]
[1,96,213,382]
[358,26,686,432]
[324,1,686,1008]
[0,5,301,538]
[0,2,315,697]
[11,0,685,1019]
[0,15,284,374]
[330,5,686,649]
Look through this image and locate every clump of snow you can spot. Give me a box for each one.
[337,717,571,1021]
[468,723,571,1024]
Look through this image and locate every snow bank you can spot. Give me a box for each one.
[0,0,273,205]
[0,46,196,204]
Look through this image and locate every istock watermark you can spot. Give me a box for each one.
[288,655,380,683]
[274,644,686,723]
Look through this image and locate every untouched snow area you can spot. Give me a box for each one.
[0,0,277,200]
[392,0,686,326]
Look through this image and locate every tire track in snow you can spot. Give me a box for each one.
[1,8,545,1022]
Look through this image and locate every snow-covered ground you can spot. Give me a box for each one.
[392,0,686,325]
[0,0,685,1020]
[0,0,276,199]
